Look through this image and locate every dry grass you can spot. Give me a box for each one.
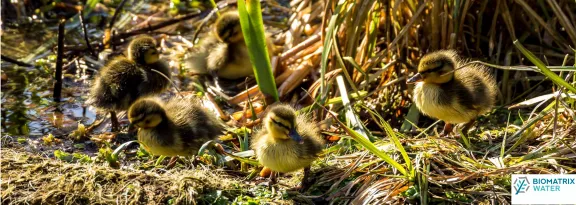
[1,148,248,205]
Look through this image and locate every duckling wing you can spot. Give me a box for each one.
[139,61,171,94]
[164,98,225,153]
[295,115,325,159]
[206,42,229,73]
[182,37,220,75]
[452,66,496,113]
[183,48,209,75]
[88,57,147,111]
[250,128,267,151]
[296,137,324,159]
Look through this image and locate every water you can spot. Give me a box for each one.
[1,25,97,137]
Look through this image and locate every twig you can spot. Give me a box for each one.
[205,92,230,121]
[108,0,129,30]
[150,69,183,98]
[1,55,33,67]
[111,30,117,51]
[279,33,321,61]
[192,9,218,44]
[53,18,66,102]
[207,85,232,101]
[115,9,202,40]
[79,10,96,57]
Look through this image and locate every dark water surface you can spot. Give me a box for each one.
[2,24,97,138]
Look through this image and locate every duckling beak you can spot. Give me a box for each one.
[127,123,138,133]
[407,73,423,84]
[288,129,304,144]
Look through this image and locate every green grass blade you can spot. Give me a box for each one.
[361,104,412,173]
[112,140,138,162]
[341,122,408,176]
[320,0,346,104]
[237,0,279,102]
[155,155,167,167]
[84,0,101,17]
[381,120,412,173]
[328,110,408,176]
[400,104,420,132]
[298,91,368,114]
[500,111,512,158]
[335,75,370,140]
[513,40,576,93]
[223,151,260,166]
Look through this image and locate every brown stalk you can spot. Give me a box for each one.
[475,0,489,53]
[1,55,33,67]
[114,10,202,40]
[488,0,501,56]
[206,93,230,121]
[546,0,576,46]
[388,3,426,51]
[228,68,294,105]
[500,0,516,40]
[431,0,441,50]
[279,33,321,61]
[53,18,66,102]
[278,53,321,96]
[514,0,568,50]
[103,0,129,48]
[441,0,447,48]
[79,10,96,57]
[456,0,472,44]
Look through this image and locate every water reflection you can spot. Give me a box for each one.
[2,49,96,137]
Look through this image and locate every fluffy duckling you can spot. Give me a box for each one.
[128,96,225,157]
[87,35,171,131]
[251,104,324,190]
[407,50,497,135]
[185,11,274,81]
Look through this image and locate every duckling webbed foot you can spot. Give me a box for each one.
[440,123,453,137]
[263,171,278,190]
[453,119,476,138]
[461,119,476,135]
[291,167,313,192]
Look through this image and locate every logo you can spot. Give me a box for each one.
[513,176,530,195]
[512,174,576,204]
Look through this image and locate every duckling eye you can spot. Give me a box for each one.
[271,118,291,130]
[149,49,158,55]
[423,64,443,74]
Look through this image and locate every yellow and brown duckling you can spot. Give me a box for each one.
[128,96,225,157]
[185,11,274,81]
[87,35,171,131]
[251,104,324,190]
[407,50,498,135]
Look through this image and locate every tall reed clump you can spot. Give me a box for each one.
[237,0,279,103]
[286,0,576,204]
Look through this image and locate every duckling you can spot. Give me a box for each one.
[184,11,274,81]
[87,35,171,131]
[251,104,325,190]
[407,50,497,135]
[128,96,225,157]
